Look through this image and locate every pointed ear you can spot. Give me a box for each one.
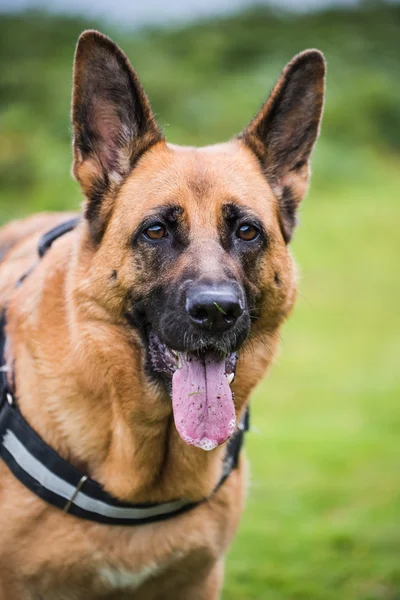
[239,50,325,243]
[72,30,164,241]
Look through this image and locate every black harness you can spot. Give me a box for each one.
[0,221,248,526]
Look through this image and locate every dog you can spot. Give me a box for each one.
[0,30,325,599]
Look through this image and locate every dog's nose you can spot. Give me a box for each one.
[186,285,244,332]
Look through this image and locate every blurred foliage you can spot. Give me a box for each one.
[1,4,400,599]
[0,2,400,218]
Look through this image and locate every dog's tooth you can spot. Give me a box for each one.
[226,373,234,385]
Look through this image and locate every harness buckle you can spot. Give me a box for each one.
[64,475,88,514]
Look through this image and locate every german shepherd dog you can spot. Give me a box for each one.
[0,31,325,599]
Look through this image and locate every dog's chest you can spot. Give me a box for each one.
[38,559,169,600]
[97,562,162,592]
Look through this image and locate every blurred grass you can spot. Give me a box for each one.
[1,4,399,599]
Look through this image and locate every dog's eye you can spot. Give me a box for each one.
[236,223,259,242]
[143,223,167,241]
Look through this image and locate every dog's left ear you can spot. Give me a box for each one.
[239,50,325,243]
[72,30,164,242]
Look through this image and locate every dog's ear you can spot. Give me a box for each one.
[239,50,325,243]
[72,30,164,242]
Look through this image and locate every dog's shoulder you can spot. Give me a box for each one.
[0,212,78,310]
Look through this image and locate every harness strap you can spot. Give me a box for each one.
[0,220,249,526]
[0,369,248,525]
[37,217,80,258]
[0,311,7,392]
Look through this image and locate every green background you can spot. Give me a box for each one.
[1,4,399,598]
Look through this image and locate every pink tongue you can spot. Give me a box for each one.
[172,354,236,451]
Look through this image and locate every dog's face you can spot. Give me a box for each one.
[72,31,325,450]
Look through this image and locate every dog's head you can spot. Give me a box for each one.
[71,31,325,451]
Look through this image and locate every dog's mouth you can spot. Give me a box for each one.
[148,331,237,451]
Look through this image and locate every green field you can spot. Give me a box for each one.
[1,5,400,599]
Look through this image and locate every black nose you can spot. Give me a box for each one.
[186,284,244,332]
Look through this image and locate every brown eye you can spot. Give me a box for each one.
[144,223,167,241]
[237,223,259,242]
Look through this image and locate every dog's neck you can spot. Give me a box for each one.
[8,233,276,505]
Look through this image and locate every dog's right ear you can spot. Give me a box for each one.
[239,50,325,243]
[72,30,164,242]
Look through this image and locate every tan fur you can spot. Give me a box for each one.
[0,31,324,599]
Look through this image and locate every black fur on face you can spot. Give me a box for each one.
[125,201,270,357]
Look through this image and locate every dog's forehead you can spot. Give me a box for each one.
[117,140,278,226]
